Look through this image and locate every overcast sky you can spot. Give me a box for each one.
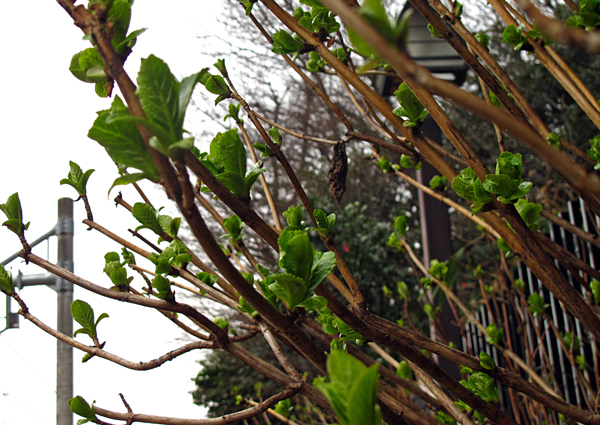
[0,2,237,424]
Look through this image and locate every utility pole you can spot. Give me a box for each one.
[56,198,74,425]
[1,198,73,425]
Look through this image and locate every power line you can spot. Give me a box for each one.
[0,392,52,425]
[0,334,56,394]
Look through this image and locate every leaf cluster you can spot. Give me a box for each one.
[103,251,133,292]
[269,228,335,310]
[254,126,282,158]
[294,3,340,35]
[587,135,600,169]
[0,265,14,295]
[393,83,429,128]
[452,152,531,214]
[70,0,146,97]
[318,308,366,344]
[197,129,265,202]
[313,208,336,237]
[132,202,181,243]
[60,161,95,198]
[0,193,29,236]
[566,0,600,31]
[459,371,499,403]
[485,323,504,345]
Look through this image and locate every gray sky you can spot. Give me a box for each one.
[0,1,232,424]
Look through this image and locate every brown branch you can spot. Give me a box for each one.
[21,253,229,342]
[15,295,216,370]
[94,388,299,425]
[541,208,600,250]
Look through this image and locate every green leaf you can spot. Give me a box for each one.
[475,33,490,50]
[429,175,447,192]
[88,96,160,182]
[268,126,282,145]
[223,215,245,242]
[376,156,391,172]
[69,50,89,83]
[219,129,247,177]
[238,296,259,317]
[313,209,335,236]
[479,352,496,370]
[396,281,408,299]
[283,206,303,230]
[279,231,314,283]
[396,360,413,380]
[451,168,478,202]
[0,265,14,295]
[393,83,428,125]
[273,399,292,417]
[485,323,504,345]
[269,274,308,310]
[272,30,304,54]
[213,58,228,78]
[296,295,328,311]
[359,0,393,42]
[528,293,548,316]
[161,239,192,269]
[429,259,448,281]
[316,350,381,425]
[152,275,175,302]
[69,396,97,422]
[562,331,581,351]
[240,0,254,15]
[515,199,542,232]
[224,102,243,124]
[110,267,128,286]
[482,174,519,198]
[107,0,132,48]
[394,215,408,237]
[137,55,180,143]
[239,161,266,199]
[0,193,25,235]
[78,48,107,83]
[108,173,147,195]
[496,152,523,180]
[427,23,442,38]
[133,203,162,234]
[546,132,563,152]
[115,27,147,48]
[71,300,98,338]
[308,251,336,291]
[347,361,381,425]
[464,372,499,403]
[197,272,218,286]
[502,25,528,51]
[205,75,230,96]
[253,142,275,157]
[400,154,421,170]
[591,280,600,304]
[158,215,180,239]
[177,70,207,139]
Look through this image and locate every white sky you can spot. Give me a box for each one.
[0,1,235,424]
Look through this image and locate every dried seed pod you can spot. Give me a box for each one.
[328,142,348,205]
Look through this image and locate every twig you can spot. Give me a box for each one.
[94,388,299,425]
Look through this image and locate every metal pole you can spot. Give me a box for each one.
[56,198,74,425]
[417,115,462,380]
